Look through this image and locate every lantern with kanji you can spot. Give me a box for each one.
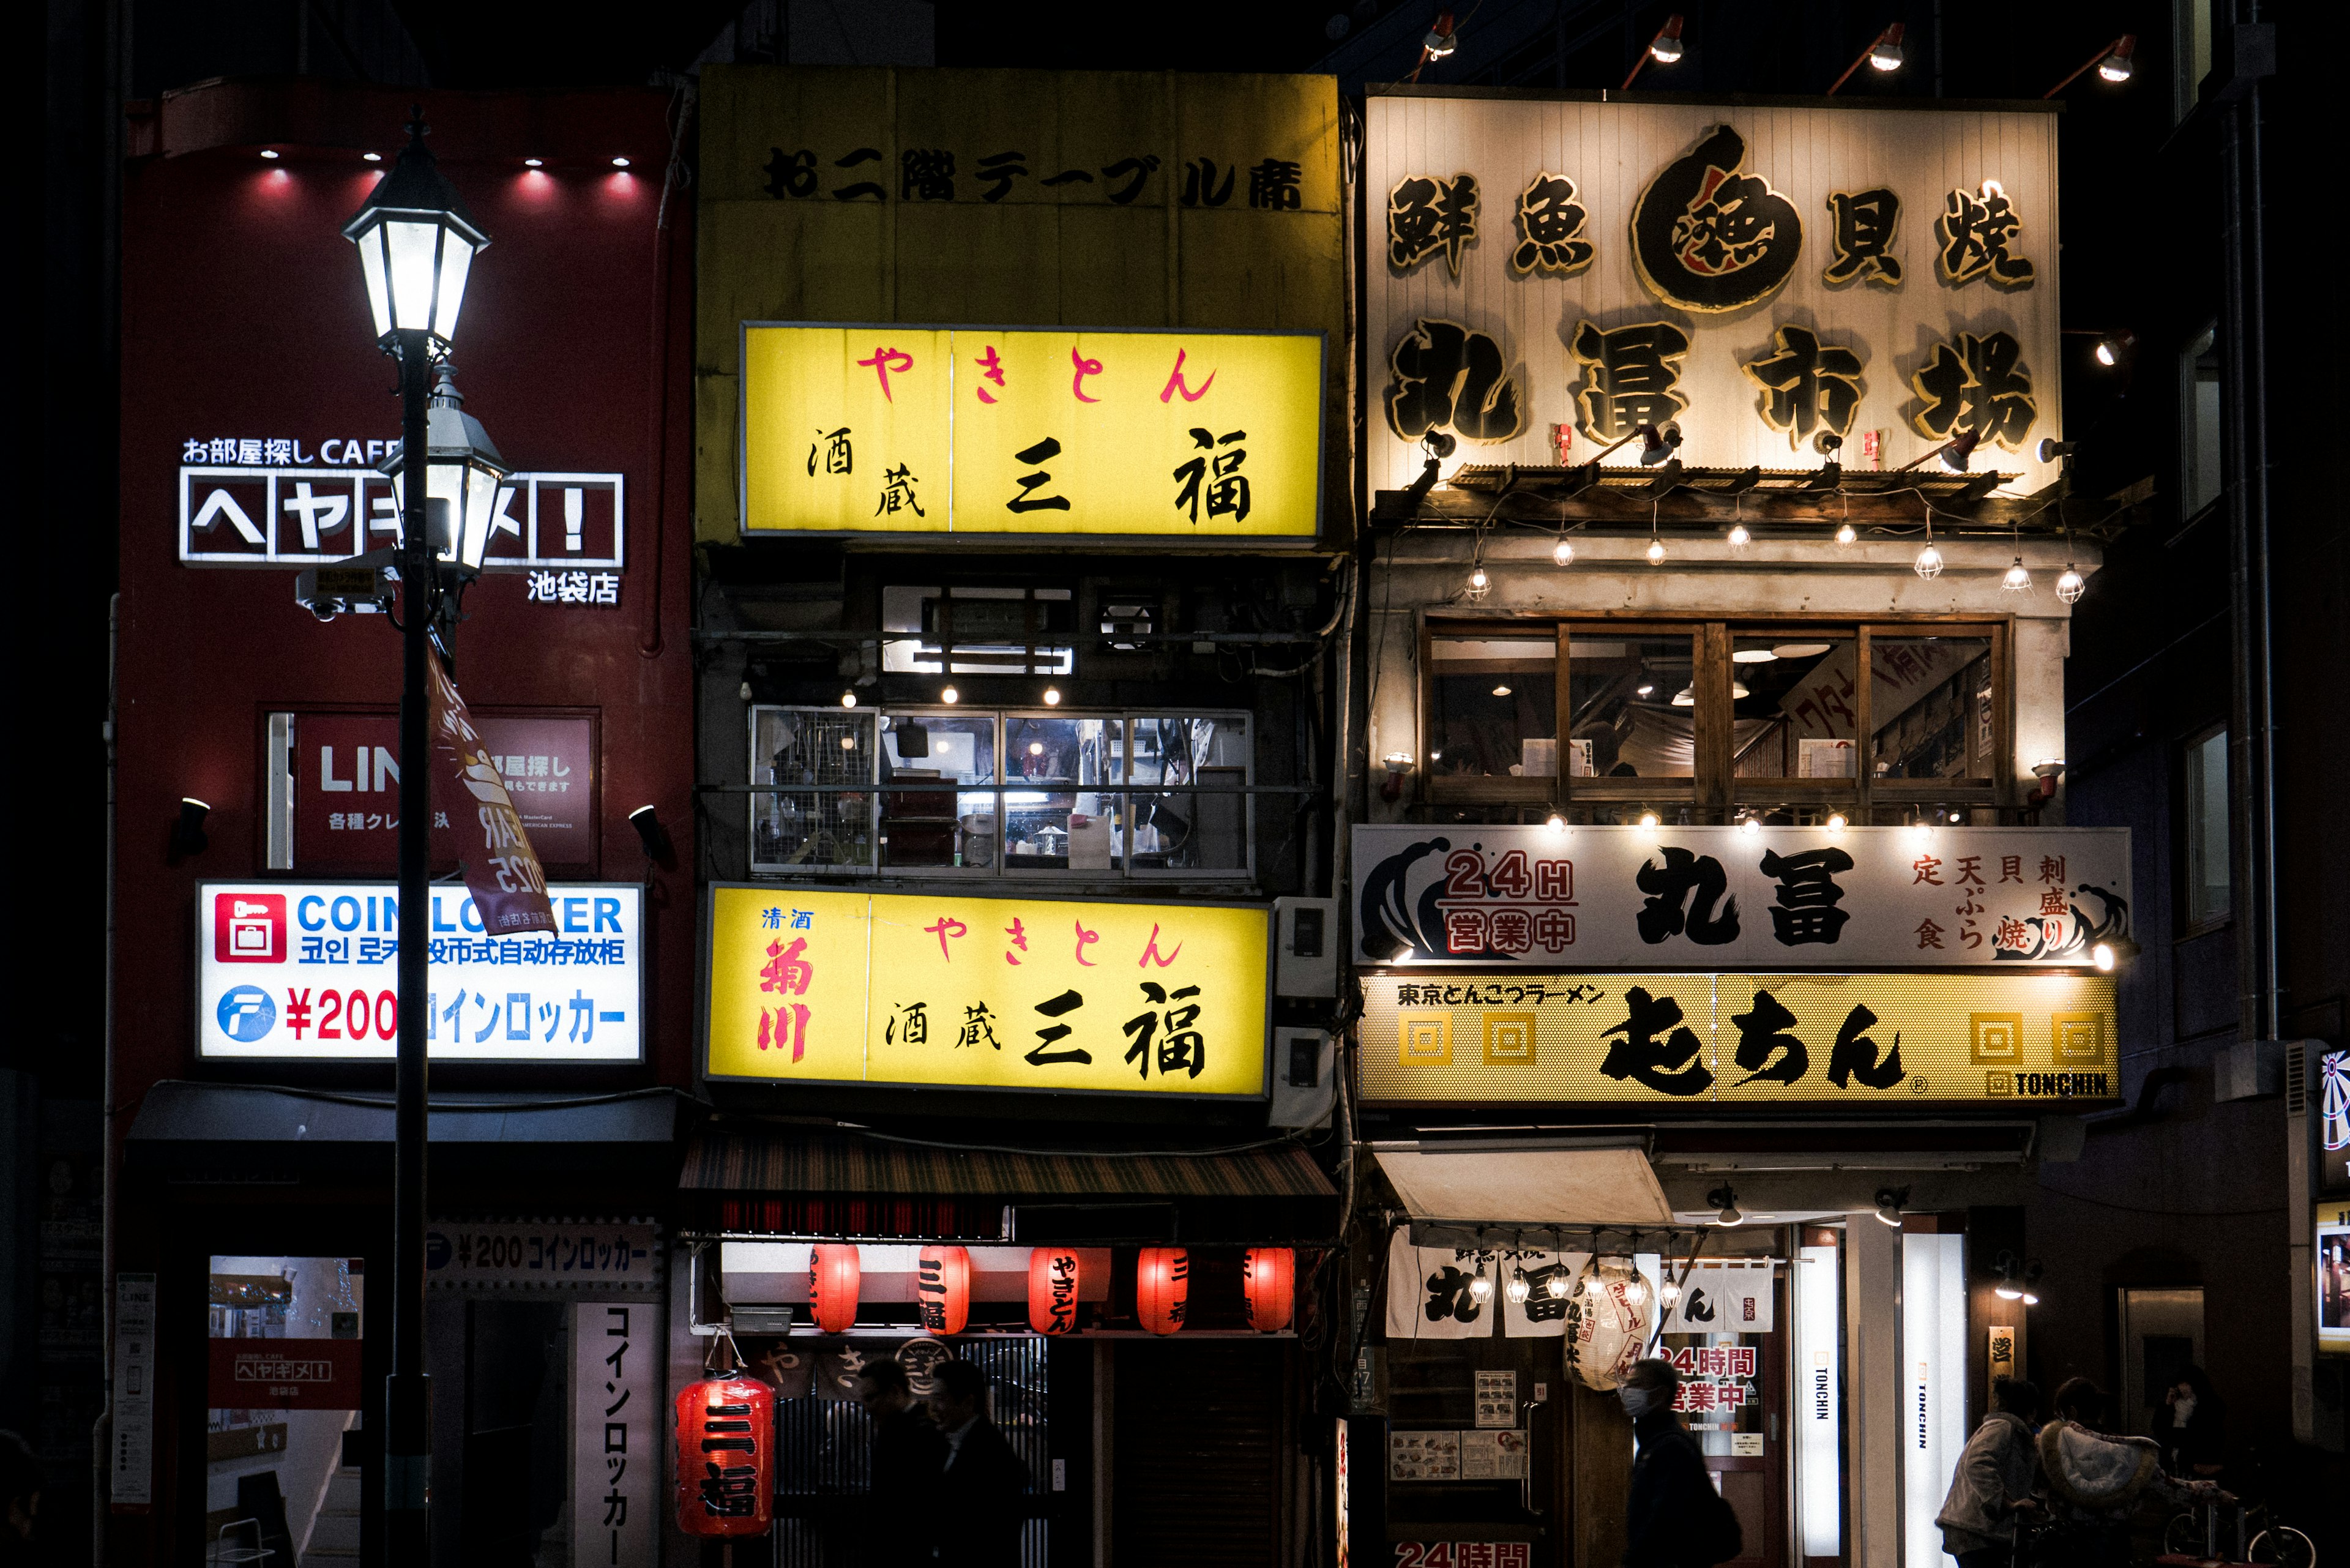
[809,1244,860,1334]
[673,1373,774,1536]
[1242,1247,1296,1332]
[1135,1247,1189,1335]
[1027,1247,1082,1335]
[917,1244,971,1336]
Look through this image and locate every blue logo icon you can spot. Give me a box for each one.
[217,985,276,1043]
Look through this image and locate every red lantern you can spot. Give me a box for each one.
[809,1243,860,1334]
[1243,1247,1296,1332]
[1135,1247,1189,1335]
[1027,1247,1082,1335]
[673,1374,774,1536]
[917,1244,971,1336]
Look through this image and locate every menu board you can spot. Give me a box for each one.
[1389,1429,1461,1481]
[1460,1429,1529,1480]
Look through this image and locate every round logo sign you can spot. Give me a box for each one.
[216,985,277,1043]
[1630,124,1803,313]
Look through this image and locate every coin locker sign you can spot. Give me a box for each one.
[740,325,1322,538]
[196,881,644,1061]
[1359,971,2118,1106]
[703,885,1271,1098]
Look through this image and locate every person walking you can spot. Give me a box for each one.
[1621,1357,1742,1567]
[928,1359,1031,1568]
[855,1358,947,1567]
[1935,1377,2044,1568]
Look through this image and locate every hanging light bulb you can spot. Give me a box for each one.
[1660,1276,1682,1308]
[1552,536,1575,566]
[840,690,858,709]
[1727,523,1750,547]
[1466,564,1490,599]
[1645,537,1666,566]
[941,685,960,704]
[1825,811,1848,833]
[1621,1271,1651,1309]
[2056,564,2086,603]
[1914,543,1945,580]
[1835,522,1857,546]
[1545,812,1566,833]
[2002,556,2032,593]
[1043,685,1062,706]
[1546,1271,1571,1300]
[1505,1272,1531,1305]
[1468,1269,1494,1302]
[1739,815,1760,835]
[1637,811,1660,831]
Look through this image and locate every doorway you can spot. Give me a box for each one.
[2117,1287,2205,1443]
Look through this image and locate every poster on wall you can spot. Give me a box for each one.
[293,712,598,872]
[2318,1203,2350,1356]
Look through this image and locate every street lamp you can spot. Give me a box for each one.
[341,109,488,1561]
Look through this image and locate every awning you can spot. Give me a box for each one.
[1371,1138,1673,1227]
[682,1124,1335,1201]
[124,1081,688,1178]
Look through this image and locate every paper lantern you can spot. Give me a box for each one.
[1028,1248,1082,1335]
[1136,1247,1189,1335]
[673,1374,774,1536]
[1243,1247,1296,1332]
[808,1244,860,1334]
[1564,1258,1655,1392]
[916,1244,971,1336]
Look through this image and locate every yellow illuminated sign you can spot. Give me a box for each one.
[740,325,1323,538]
[704,886,1270,1097]
[1359,972,2119,1105]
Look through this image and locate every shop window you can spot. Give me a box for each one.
[1001,713,1124,872]
[1428,636,1557,779]
[1729,631,1858,781]
[882,584,1075,676]
[2182,725,2231,930]
[1130,714,1253,873]
[207,1258,364,1568]
[881,712,1001,869]
[1868,635,1993,782]
[752,706,876,875]
[2184,323,2223,518]
[1567,633,1697,779]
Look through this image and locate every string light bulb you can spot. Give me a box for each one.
[1727,523,1750,547]
[941,685,960,704]
[1660,1276,1682,1308]
[1645,537,1666,566]
[1468,1269,1494,1302]
[840,691,857,709]
[1553,536,1575,566]
[1466,564,1490,599]
[1043,685,1062,705]
[2056,564,2086,603]
[1914,543,1945,580]
[1545,812,1565,833]
[1546,1271,1571,1299]
[1835,522,1857,546]
[2002,556,2032,593]
[1739,815,1760,835]
[1637,811,1660,831]
[1825,811,1848,832]
[1505,1272,1531,1305]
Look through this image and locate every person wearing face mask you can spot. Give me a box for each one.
[2154,1365,2223,1480]
[1620,1357,1743,1567]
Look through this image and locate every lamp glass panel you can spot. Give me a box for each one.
[384,217,442,334]
[458,464,502,569]
[430,235,474,344]
[357,224,393,338]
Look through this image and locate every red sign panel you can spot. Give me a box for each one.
[207,1338,365,1411]
[294,711,597,872]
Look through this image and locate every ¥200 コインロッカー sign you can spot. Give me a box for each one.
[1359,969,2119,1107]
[1354,826,2129,969]
[196,883,643,1062]
[740,326,1322,539]
[703,886,1271,1098]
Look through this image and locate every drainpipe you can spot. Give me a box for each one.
[95,591,119,1562]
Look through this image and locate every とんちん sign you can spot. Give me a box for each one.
[703,886,1270,1098]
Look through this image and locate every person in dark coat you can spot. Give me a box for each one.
[2154,1365,2225,1479]
[856,1358,947,1567]
[1621,1357,1727,1568]
[927,1359,1031,1568]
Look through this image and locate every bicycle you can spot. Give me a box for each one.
[2160,1490,2316,1567]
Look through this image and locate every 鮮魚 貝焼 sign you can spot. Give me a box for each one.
[1354,825,2128,969]
[739,326,1322,538]
[1360,969,2119,1107]
[703,886,1271,1098]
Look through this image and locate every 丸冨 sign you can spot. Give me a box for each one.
[195,881,644,1061]
[1365,95,2062,491]
[1354,825,2130,969]
[703,886,1270,1098]
[740,325,1322,539]
[1359,969,2118,1106]
[294,711,597,872]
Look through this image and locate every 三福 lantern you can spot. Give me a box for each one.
[673,1374,774,1536]
[1028,1247,1081,1335]
[1136,1247,1189,1335]
[1242,1247,1296,1332]
[809,1243,860,1334]
[916,1244,971,1335]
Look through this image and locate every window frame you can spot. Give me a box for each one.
[1417,611,2015,822]
[2177,721,2232,937]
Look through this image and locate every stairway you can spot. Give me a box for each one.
[299,1468,362,1567]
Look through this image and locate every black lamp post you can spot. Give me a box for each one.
[341,111,491,1559]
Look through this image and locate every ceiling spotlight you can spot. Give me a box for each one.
[2002,556,2032,593]
[171,797,212,859]
[2089,330,2135,367]
[611,156,632,168]
[841,690,858,708]
[1638,422,1684,466]
[1636,682,1655,697]
[259,149,281,160]
[2097,33,2137,82]
[1043,685,1062,706]
[1915,543,1945,580]
[1491,684,1512,697]
[1869,21,1905,70]
[1670,687,1695,707]
[524,157,545,168]
[1729,681,1749,699]
[1739,816,1761,835]
[1873,1187,1908,1228]
[1646,538,1666,566]
[1942,429,1982,471]
[1553,536,1575,566]
[1996,1281,2026,1301]
[941,685,960,704]
[1637,811,1660,831]
[1422,9,1458,58]
[1825,811,1848,833]
[1505,1272,1531,1305]
[2056,564,2086,603]
[1707,1185,1744,1226]
[629,804,671,859]
[1727,523,1750,547]
[1647,13,1685,64]
[362,151,382,163]
[1835,522,1857,545]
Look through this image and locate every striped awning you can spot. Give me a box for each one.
[682,1124,1335,1201]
